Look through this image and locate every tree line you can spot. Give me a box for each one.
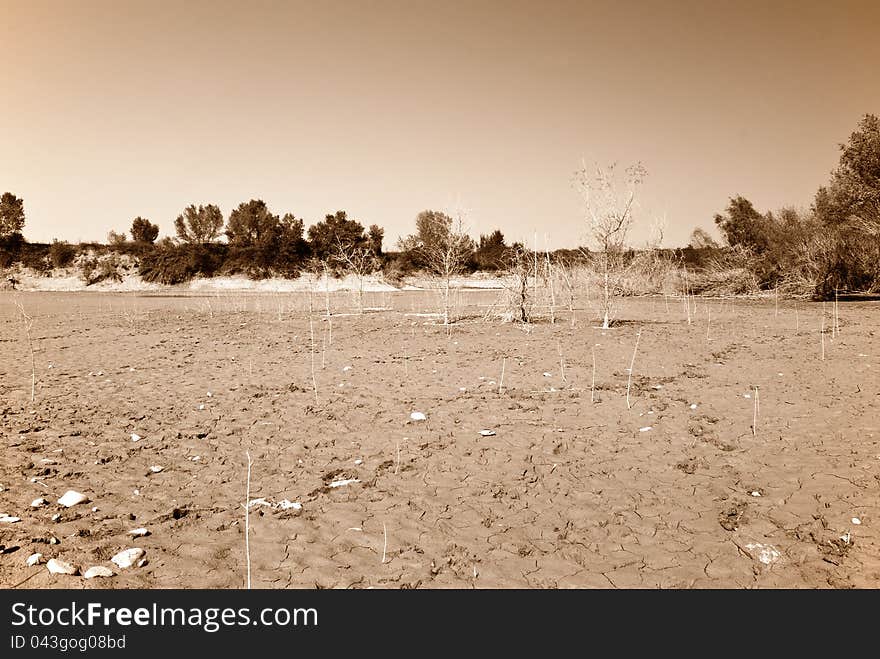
[2,113,878,297]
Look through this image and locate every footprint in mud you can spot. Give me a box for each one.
[718,502,749,531]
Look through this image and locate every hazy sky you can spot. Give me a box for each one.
[2,0,878,249]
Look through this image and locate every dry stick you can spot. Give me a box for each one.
[499,357,507,394]
[245,450,252,590]
[309,316,319,405]
[321,331,326,369]
[626,328,642,409]
[15,301,36,404]
[821,303,826,361]
[752,386,759,436]
[382,522,388,564]
[394,439,401,475]
[591,345,597,403]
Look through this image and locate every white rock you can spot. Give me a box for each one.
[247,498,272,508]
[542,372,552,377]
[354,459,363,465]
[744,542,781,565]
[26,552,43,566]
[206,392,212,397]
[0,515,22,523]
[690,404,698,410]
[31,497,48,508]
[342,366,353,372]
[410,412,426,422]
[479,430,496,437]
[137,558,148,568]
[198,404,205,410]
[128,528,150,537]
[83,566,114,579]
[751,491,762,497]
[131,433,141,442]
[639,426,652,432]
[51,513,61,521]
[277,500,302,511]
[47,558,78,575]
[852,517,862,525]
[329,478,360,488]
[149,466,164,473]
[57,490,89,507]
[111,548,145,569]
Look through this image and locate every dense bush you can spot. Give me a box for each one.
[139,244,226,285]
[49,240,77,268]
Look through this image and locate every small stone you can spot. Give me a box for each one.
[0,515,22,523]
[277,500,302,511]
[639,426,652,432]
[354,459,363,465]
[410,412,426,422]
[852,517,862,525]
[479,430,496,437]
[47,558,78,575]
[690,404,698,410]
[343,366,353,372]
[57,490,89,507]
[149,466,164,473]
[328,478,360,488]
[131,433,141,442]
[31,497,48,508]
[751,491,761,497]
[83,566,114,579]
[51,513,61,521]
[128,528,150,537]
[26,552,43,566]
[111,548,145,569]
[542,372,552,377]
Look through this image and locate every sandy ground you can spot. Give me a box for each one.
[1,290,879,589]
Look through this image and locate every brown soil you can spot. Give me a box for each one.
[1,292,879,588]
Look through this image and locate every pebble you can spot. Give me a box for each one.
[149,466,164,473]
[410,412,426,422]
[47,558,78,575]
[479,430,496,437]
[328,478,360,488]
[111,548,145,569]
[31,497,48,508]
[57,490,89,507]
[690,404,698,410]
[131,433,142,442]
[128,528,150,537]
[852,517,862,525]
[639,426,652,432]
[354,459,363,465]
[751,491,761,497]
[26,552,43,566]
[277,500,302,511]
[83,566,114,579]
[0,515,22,523]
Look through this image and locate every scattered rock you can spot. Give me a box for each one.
[148,466,164,473]
[131,433,142,442]
[83,566,114,579]
[852,517,862,525]
[57,490,89,507]
[277,500,302,511]
[128,528,150,537]
[329,478,360,488]
[111,548,145,569]
[479,430,496,437]
[26,553,43,566]
[31,497,48,508]
[47,558,78,575]
[639,426,652,432]
[410,412,426,422]
[743,542,781,565]
[0,515,22,523]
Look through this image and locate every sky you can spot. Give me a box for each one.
[1,0,878,249]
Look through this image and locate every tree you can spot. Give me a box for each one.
[400,210,475,325]
[226,199,281,248]
[276,212,310,271]
[688,227,719,249]
[573,160,647,329]
[815,114,880,233]
[307,211,370,260]
[174,204,224,244]
[0,192,25,239]
[130,217,159,244]
[107,230,127,246]
[335,239,379,314]
[474,229,507,270]
[713,196,770,252]
[368,224,384,256]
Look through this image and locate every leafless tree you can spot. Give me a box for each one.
[413,211,475,325]
[573,160,647,328]
[334,238,379,314]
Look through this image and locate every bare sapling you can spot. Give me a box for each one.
[499,357,507,394]
[591,345,597,403]
[335,238,378,315]
[557,339,567,383]
[626,328,642,409]
[309,316,319,405]
[244,450,252,589]
[15,301,36,404]
[503,244,534,324]
[752,386,759,436]
[573,159,647,329]
[545,249,556,324]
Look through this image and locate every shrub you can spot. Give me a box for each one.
[49,240,77,268]
[139,244,225,285]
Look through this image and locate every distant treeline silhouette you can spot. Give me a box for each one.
[2,113,878,298]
